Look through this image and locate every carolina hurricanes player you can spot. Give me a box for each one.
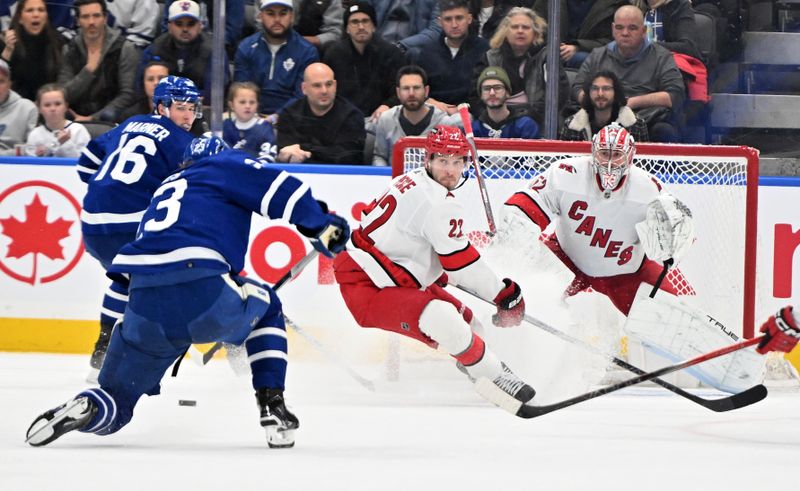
[503,123,694,315]
[756,307,800,355]
[333,125,535,412]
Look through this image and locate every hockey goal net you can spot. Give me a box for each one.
[392,137,760,339]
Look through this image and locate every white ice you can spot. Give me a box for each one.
[2,349,799,491]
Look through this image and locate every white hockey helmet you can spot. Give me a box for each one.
[591,123,635,195]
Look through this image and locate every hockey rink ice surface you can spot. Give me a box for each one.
[1,351,799,491]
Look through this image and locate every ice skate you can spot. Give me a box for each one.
[26,396,97,447]
[474,363,536,415]
[256,388,299,449]
[492,363,536,403]
[87,322,115,383]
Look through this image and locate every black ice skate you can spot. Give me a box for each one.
[256,388,299,449]
[26,396,97,447]
[87,322,115,383]
[494,363,536,403]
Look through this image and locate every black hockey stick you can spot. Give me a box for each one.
[455,285,767,412]
[514,336,767,419]
[195,249,321,365]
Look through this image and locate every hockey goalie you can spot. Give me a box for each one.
[500,123,765,393]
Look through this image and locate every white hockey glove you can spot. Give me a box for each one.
[634,195,694,264]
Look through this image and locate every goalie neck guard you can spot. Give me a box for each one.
[424,125,471,191]
[591,123,635,197]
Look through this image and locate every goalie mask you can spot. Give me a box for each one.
[592,124,635,197]
[424,125,470,190]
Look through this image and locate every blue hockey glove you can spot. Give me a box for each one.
[308,213,350,258]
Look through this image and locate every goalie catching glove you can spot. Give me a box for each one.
[296,201,350,258]
[635,194,694,264]
[756,306,800,354]
[492,279,525,327]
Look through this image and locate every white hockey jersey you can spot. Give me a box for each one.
[506,156,665,277]
[348,167,503,301]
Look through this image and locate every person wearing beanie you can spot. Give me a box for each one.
[322,0,406,125]
[0,58,38,153]
[471,65,539,139]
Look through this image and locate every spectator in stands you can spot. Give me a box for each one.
[235,0,318,118]
[58,0,139,123]
[373,0,441,50]
[293,0,344,50]
[630,0,700,59]
[0,58,37,153]
[472,66,538,138]
[372,64,460,166]
[560,69,648,141]
[407,0,489,116]
[534,0,627,68]
[117,60,169,121]
[223,81,277,161]
[26,83,90,156]
[469,7,569,125]
[572,5,685,142]
[0,0,65,102]
[162,0,245,58]
[276,62,366,164]
[322,1,406,123]
[138,0,226,106]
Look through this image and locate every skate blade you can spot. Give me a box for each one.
[265,426,296,449]
[26,398,89,447]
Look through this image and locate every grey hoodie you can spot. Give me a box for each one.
[0,90,37,153]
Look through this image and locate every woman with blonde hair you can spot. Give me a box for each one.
[469,7,568,125]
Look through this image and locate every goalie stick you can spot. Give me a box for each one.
[455,284,767,412]
[457,103,497,236]
[513,335,767,419]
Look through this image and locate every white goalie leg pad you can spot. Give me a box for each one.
[624,284,765,393]
[474,377,524,415]
[419,300,474,356]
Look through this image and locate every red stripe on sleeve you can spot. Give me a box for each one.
[505,192,551,229]
[438,244,481,271]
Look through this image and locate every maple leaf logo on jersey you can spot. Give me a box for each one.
[283,58,295,72]
[0,181,84,285]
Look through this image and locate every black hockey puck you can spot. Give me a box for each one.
[178,399,197,407]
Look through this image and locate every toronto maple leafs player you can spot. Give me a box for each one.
[333,126,535,415]
[501,123,694,315]
[77,76,199,382]
[26,136,350,449]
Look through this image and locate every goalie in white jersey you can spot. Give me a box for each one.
[504,123,694,315]
[333,126,536,413]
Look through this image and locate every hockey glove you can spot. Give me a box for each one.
[309,213,350,258]
[635,195,694,264]
[756,306,800,355]
[492,278,525,327]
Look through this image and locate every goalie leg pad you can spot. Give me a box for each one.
[625,284,765,393]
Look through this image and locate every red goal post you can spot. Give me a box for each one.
[391,137,760,338]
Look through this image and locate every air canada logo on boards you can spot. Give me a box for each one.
[0,180,84,285]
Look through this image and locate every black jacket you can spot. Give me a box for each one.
[277,96,366,164]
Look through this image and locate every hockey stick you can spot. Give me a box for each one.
[283,315,376,392]
[513,335,766,419]
[455,285,767,412]
[193,249,321,365]
[457,103,497,236]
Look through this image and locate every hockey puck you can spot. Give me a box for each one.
[178,399,197,407]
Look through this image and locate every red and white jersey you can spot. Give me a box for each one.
[348,167,503,300]
[505,156,664,277]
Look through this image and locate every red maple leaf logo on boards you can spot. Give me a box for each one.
[0,193,73,282]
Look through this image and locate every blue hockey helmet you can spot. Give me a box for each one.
[152,76,201,115]
[181,135,229,168]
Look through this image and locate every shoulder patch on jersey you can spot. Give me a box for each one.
[558,162,576,174]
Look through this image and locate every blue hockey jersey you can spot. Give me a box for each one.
[109,148,331,277]
[77,114,194,236]
[222,116,277,162]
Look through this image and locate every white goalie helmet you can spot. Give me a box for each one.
[591,124,636,195]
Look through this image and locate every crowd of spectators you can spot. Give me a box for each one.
[0,0,721,160]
